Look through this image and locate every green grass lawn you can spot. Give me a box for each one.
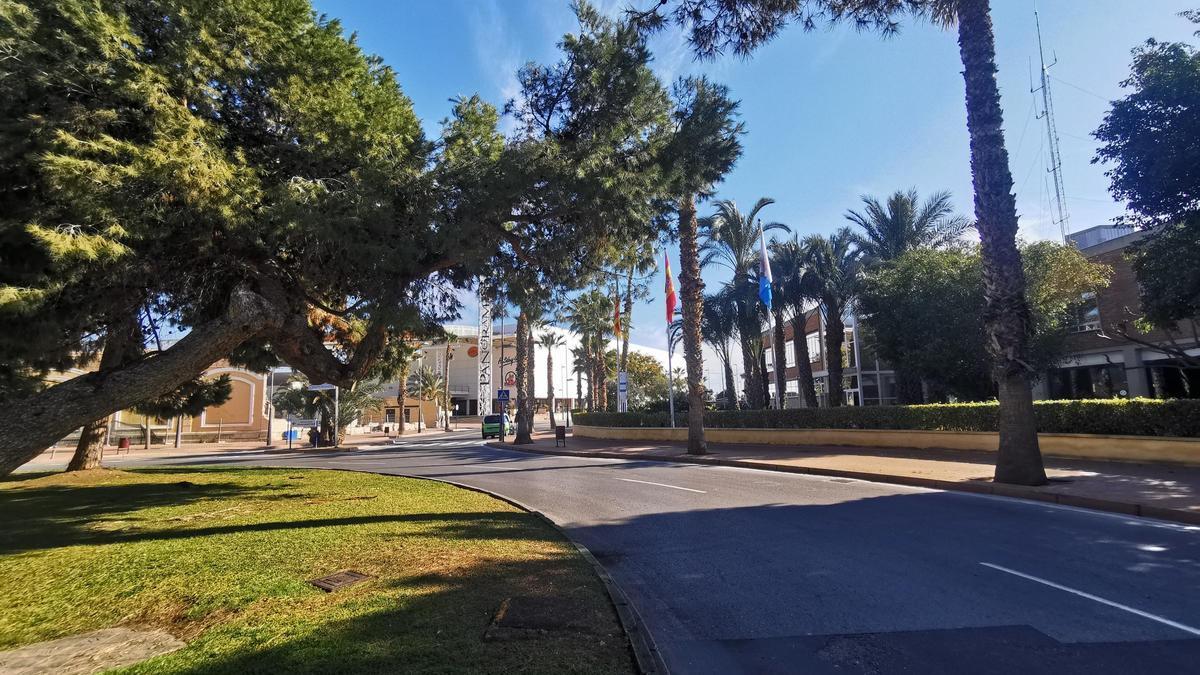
[0,467,633,674]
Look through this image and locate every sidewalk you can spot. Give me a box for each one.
[490,431,1200,525]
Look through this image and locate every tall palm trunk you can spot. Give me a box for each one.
[67,313,141,472]
[575,355,584,412]
[547,349,556,428]
[738,308,763,408]
[678,194,708,454]
[443,340,452,431]
[596,340,608,411]
[758,347,769,406]
[824,300,846,407]
[397,363,409,436]
[526,326,536,431]
[790,315,817,408]
[718,344,736,409]
[956,0,1046,485]
[771,304,787,408]
[514,309,533,444]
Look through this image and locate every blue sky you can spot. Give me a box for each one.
[314,0,1197,354]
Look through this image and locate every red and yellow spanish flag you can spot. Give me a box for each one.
[664,253,677,324]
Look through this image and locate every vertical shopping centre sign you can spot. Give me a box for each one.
[477,299,493,416]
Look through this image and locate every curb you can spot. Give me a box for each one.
[485,442,1200,527]
[350,471,668,675]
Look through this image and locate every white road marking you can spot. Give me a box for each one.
[980,562,1200,637]
[615,477,706,493]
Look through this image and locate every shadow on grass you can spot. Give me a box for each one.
[146,552,632,675]
[0,470,302,555]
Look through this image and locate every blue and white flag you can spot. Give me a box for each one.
[758,225,773,310]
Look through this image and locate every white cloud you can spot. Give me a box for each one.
[467,0,524,133]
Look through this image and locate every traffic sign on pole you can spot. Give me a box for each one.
[496,389,510,402]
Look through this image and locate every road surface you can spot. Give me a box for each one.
[33,430,1200,674]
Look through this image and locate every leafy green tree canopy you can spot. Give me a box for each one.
[858,242,1112,401]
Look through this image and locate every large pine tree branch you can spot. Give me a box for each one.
[0,284,280,476]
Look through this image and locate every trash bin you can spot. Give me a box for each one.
[555,425,567,447]
[118,437,130,450]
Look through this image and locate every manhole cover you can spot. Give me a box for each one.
[308,569,371,592]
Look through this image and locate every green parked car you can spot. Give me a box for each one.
[481,414,514,439]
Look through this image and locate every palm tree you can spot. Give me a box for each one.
[273,378,384,445]
[847,189,969,403]
[566,289,613,413]
[647,0,1047,483]
[538,330,566,427]
[770,237,820,407]
[845,189,970,263]
[410,366,445,433]
[615,238,657,375]
[571,344,588,411]
[803,228,863,407]
[663,76,744,455]
[768,236,825,403]
[700,197,790,409]
[701,288,739,408]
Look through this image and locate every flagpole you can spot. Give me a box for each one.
[667,339,676,428]
[759,221,782,411]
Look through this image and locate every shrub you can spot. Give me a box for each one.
[574,398,1200,438]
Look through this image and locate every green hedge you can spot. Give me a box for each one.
[574,399,1200,438]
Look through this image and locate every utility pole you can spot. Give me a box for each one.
[1032,10,1070,243]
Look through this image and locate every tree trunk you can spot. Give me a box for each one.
[397,363,409,436]
[956,0,1046,485]
[576,364,584,412]
[514,309,533,444]
[758,347,769,406]
[443,340,453,431]
[721,347,736,409]
[66,312,143,472]
[66,417,108,472]
[739,326,761,409]
[790,315,817,407]
[678,194,707,454]
[526,325,536,433]
[772,305,787,408]
[825,301,845,407]
[894,368,924,405]
[547,350,556,428]
[0,284,277,477]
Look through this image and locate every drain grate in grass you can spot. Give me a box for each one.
[308,570,371,592]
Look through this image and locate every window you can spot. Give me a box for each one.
[385,409,396,424]
[1071,291,1101,333]
[807,332,821,361]
[785,342,796,368]
[764,349,773,371]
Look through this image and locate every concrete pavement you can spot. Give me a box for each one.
[18,430,1200,674]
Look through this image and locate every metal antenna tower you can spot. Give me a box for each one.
[1032,10,1070,242]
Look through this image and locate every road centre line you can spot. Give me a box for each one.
[980,562,1200,637]
[614,477,706,493]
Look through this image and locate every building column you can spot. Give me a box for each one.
[1122,346,1150,398]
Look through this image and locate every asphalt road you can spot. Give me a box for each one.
[47,430,1200,674]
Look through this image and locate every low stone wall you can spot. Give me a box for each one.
[572,425,1200,466]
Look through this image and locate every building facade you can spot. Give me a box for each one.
[1037,225,1199,400]
[762,308,897,407]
